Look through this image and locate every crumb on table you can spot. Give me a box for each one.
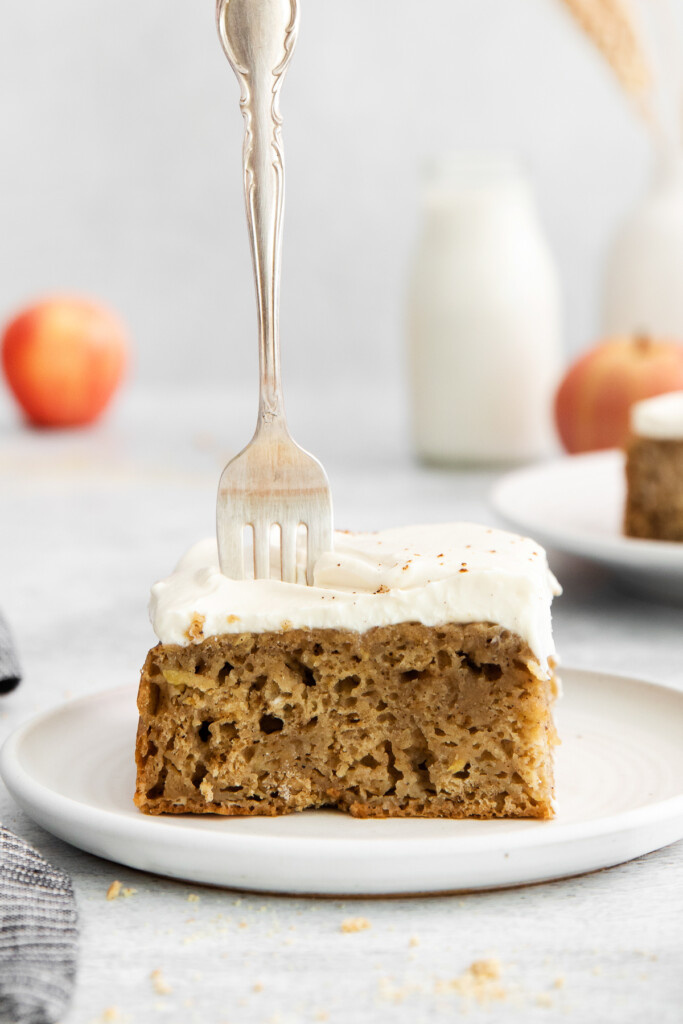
[151,969,173,996]
[106,881,121,901]
[436,958,506,1005]
[341,916,371,934]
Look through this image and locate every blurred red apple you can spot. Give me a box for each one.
[1,296,128,427]
[554,335,683,453]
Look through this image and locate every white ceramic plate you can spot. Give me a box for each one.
[2,668,683,895]
[492,450,683,602]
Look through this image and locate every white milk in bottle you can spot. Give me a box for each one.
[408,156,563,464]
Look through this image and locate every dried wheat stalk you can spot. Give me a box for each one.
[559,0,654,117]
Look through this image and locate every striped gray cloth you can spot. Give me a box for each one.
[0,827,78,1024]
[0,613,21,695]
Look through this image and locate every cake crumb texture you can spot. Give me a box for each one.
[624,436,683,540]
[134,622,557,819]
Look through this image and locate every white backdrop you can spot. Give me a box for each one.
[0,0,659,402]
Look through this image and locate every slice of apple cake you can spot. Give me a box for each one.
[135,524,560,819]
[625,391,683,541]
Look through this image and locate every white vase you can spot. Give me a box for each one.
[407,156,563,466]
[602,150,683,340]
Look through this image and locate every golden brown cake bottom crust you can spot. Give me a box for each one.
[624,436,683,541]
[134,623,558,820]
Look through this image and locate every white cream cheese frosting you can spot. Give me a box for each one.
[631,391,683,440]
[150,523,560,670]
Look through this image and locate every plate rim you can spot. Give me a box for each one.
[491,449,683,570]
[3,667,683,861]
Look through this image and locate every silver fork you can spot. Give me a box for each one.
[215,0,333,585]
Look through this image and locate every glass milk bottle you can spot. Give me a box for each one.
[407,157,563,464]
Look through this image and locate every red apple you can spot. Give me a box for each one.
[1,296,128,428]
[554,335,683,454]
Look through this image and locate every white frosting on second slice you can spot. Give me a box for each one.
[631,391,683,440]
[150,523,560,670]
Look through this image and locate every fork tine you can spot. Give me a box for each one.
[304,517,332,586]
[253,520,271,580]
[280,522,298,584]
[216,517,244,581]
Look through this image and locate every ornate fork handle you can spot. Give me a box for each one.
[216,0,299,429]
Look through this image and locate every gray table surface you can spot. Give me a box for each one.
[1,386,682,1024]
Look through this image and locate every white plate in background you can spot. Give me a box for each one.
[2,668,683,895]
[492,450,683,602]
